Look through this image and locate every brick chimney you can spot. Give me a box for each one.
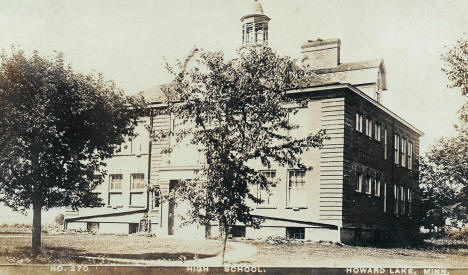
[301,38,341,70]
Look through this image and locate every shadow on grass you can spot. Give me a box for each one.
[0,246,218,264]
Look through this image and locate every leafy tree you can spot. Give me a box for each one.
[419,37,468,231]
[55,213,65,227]
[159,45,325,263]
[441,37,468,121]
[0,48,145,254]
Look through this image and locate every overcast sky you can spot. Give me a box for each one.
[0,0,467,223]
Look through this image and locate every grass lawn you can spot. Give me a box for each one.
[235,240,468,267]
[0,233,223,264]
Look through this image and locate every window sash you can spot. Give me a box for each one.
[375,179,381,196]
[375,123,381,141]
[394,134,400,164]
[257,171,276,205]
[355,173,363,192]
[364,176,371,194]
[383,182,387,213]
[287,170,306,206]
[408,142,413,169]
[356,113,363,132]
[401,138,407,167]
[131,173,145,190]
[384,129,388,159]
[366,118,373,137]
[109,174,123,191]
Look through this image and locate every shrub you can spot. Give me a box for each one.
[446,228,468,242]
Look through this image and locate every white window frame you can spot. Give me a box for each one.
[394,134,400,165]
[109,174,123,191]
[366,118,373,137]
[383,182,387,213]
[130,173,145,190]
[375,123,381,141]
[374,178,381,197]
[257,170,276,208]
[356,113,363,132]
[384,128,388,159]
[355,173,363,192]
[286,170,306,208]
[393,184,399,215]
[400,186,406,215]
[408,141,413,170]
[364,175,371,195]
[401,138,407,167]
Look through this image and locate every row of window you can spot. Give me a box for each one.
[394,134,413,169]
[356,113,414,170]
[355,172,413,216]
[108,173,146,191]
[255,170,307,208]
[94,173,146,208]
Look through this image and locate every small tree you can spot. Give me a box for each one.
[160,46,325,263]
[55,214,65,227]
[0,48,145,254]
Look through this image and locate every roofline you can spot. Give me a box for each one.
[253,215,338,229]
[240,14,270,21]
[287,83,424,136]
[64,208,147,222]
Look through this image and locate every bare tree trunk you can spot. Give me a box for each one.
[221,225,229,265]
[32,198,42,255]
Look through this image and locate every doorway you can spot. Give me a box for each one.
[168,180,179,235]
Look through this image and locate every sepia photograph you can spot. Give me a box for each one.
[0,0,467,274]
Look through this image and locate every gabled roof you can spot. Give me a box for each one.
[311,59,387,91]
[141,83,177,104]
[314,59,382,74]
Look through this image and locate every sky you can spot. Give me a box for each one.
[0,0,467,224]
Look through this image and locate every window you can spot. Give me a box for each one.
[375,123,381,141]
[108,193,123,207]
[109,174,123,207]
[257,171,276,207]
[393,184,399,215]
[400,186,406,215]
[230,226,246,238]
[408,142,413,170]
[374,179,381,197]
[286,227,305,239]
[408,188,412,216]
[130,193,145,207]
[355,173,363,192]
[401,138,407,167]
[87,222,99,233]
[364,175,371,194]
[131,173,145,190]
[109,174,123,191]
[366,118,373,137]
[356,113,363,132]
[384,128,388,159]
[394,134,400,165]
[383,182,387,213]
[287,170,306,207]
[129,223,139,234]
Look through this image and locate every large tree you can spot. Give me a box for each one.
[419,37,468,231]
[159,45,325,263]
[0,48,145,254]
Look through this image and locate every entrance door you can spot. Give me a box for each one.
[168,180,179,235]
